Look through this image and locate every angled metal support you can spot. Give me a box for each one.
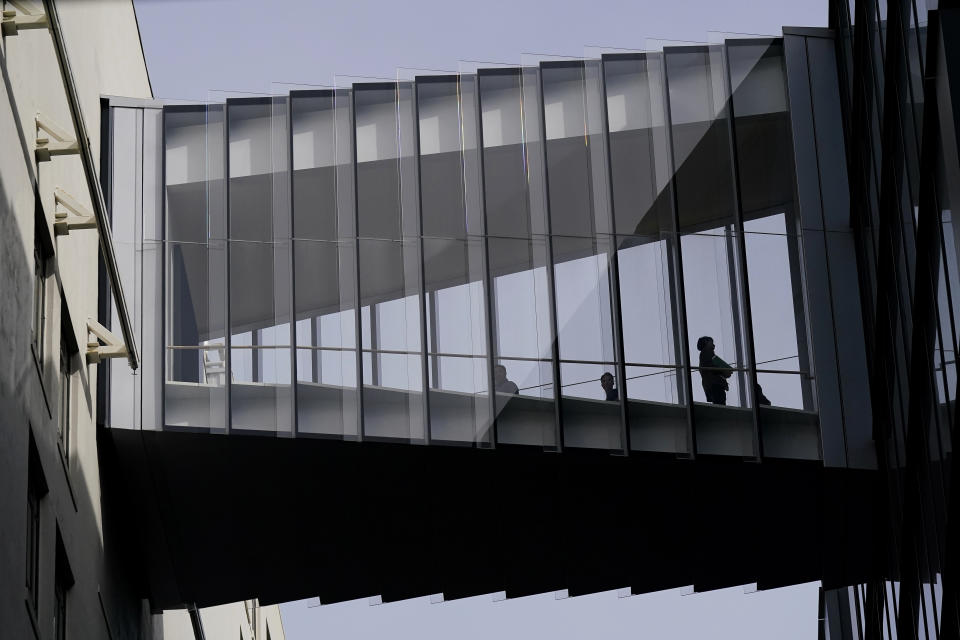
[35,112,79,162]
[86,318,128,364]
[1,1,47,36]
[53,188,97,235]
[43,0,139,369]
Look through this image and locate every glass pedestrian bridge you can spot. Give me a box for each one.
[103,35,871,462]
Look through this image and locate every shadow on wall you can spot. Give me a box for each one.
[0,46,152,639]
[0,43,37,400]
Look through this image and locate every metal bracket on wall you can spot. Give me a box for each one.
[1,1,47,36]
[53,188,97,235]
[86,318,128,364]
[35,113,79,162]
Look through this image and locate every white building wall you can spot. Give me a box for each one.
[161,601,288,640]
[0,1,151,639]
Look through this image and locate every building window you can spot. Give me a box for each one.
[33,243,47,361]
[26,436,47,613]
[58,324,72,461]
[53,531,73,640]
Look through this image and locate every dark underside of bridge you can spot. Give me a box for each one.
[103,428,885,610]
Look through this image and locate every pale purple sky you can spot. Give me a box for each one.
[133,0,827,638]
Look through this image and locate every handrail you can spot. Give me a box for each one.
[42,0,139,369]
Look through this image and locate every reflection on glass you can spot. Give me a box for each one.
[163,103,228,431]
[227,98,291,434]
[487,236,556,447]
[479,69,531,238]
[423,237,490,443]
[150,44,825,458]
[681,230,747,407]
[603,54,672,236]
[552,234,621,450]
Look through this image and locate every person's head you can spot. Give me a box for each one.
[696,336,715,353]
[494,365,507,384]
[600,372,615,391]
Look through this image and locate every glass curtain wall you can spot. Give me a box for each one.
[150,38,820,460]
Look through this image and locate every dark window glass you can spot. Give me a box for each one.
[164,106,214,243]
[417,77,467,239]
[602,54,672,237]
[33,244,47,361]
[58,339,71,460]
[26,438,46,613]
[354,84,401,240]
[53,577,66,640]
[163,105,228,431]
[53,533,72,640]
[291,91,337,241]
[479,70,531,238]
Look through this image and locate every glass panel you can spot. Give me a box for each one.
[164,106,213,243]
[744,215,814,410]
[602,53,673,237]
[541,60,594,238]
[290,90,360,439]
[727,39,818,458]
[164,241,227,430]
[488,236,556,447]
[163,104,228,431]
[227,97,292,434]
[661,42,755,456]
[291,90,337,240]
[423,237,490,444]
[625,365,688,452]
[553,234,622,450]
[411,73,468,239]
[478,68,531,238]
[349,78,426,442]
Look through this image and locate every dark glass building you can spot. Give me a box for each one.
[97,3,957,637]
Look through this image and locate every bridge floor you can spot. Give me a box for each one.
[104,428,882,609]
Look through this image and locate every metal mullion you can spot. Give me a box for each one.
[411,81,432,445]
[660,50,698,458]
[535,65,565,452]
[597,58,631,455]
[428,292,440,385]
[160,107,167,430]
[473,73,500,448]
[370,293,380,385]
[223,102,233,435]
[251,327,260,383]
[349,88,366,441]
[722,42,763,460]
[723,226,748,407]
[285,93,298,436]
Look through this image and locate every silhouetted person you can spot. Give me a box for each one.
[755,383,771,406]
[494,364,519,394]
[696,336,733,405]
[600,372,619,401]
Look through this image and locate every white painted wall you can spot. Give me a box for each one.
[0,1,151,639]
[162,601,287,640]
